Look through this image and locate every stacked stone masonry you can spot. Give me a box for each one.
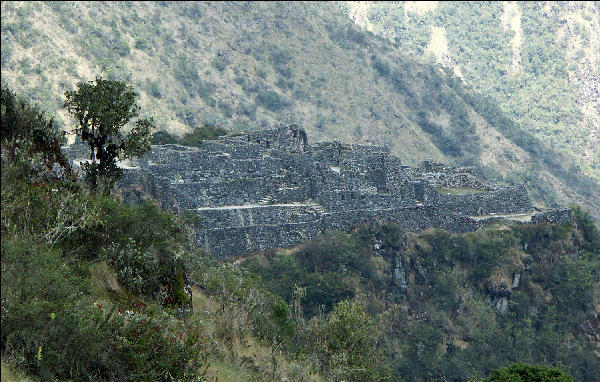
[64,125,571,258]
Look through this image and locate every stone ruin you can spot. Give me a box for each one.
[63,125,572,258]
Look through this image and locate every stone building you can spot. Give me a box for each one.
[64,125,569,258]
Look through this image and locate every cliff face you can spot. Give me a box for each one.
[65,126,572,258]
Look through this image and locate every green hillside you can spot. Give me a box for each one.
[2,85,598,381]
[344,1,600,180]
[1,1,599,218]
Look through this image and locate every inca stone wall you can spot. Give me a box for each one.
[64,125,568,258]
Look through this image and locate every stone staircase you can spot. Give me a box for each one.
[258,194,274,205]
[309,202,328,216]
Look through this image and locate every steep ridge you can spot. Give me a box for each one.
[1,1,598,218]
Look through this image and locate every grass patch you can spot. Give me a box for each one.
[1,362,36,382]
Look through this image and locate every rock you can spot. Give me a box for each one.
[511,273,521,289]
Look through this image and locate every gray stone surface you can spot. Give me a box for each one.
[63,125,570,258]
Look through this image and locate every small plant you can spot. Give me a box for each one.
[211,56,229,72]
[256,66,268,79]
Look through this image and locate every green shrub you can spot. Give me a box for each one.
[197,80,217,98]
[1,85,67,168]
[317,300,382,382]
[256,90,288,111]
[327,24,368,49]
[179,124,229,147]
[176,106,197,128]
[483,363,574,382]
[174,57,198,92]
[238,102,257,119]
[148,81,162,98]
[3,236,204,381]
[371,55,390,77]
[134,37,149,50]
[211,56,229,72]
[416,111,463,157]
[572,206,600,252]
[150,130,179,145]
[218,100,233,118]
[256,66,268,79]
[244,231,381,318]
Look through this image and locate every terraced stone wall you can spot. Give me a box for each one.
[64,125,543,258]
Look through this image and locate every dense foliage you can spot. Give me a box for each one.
[243,217,600,381]
[2,87,205,381]
[482,363,575,382]
[64,77,153,192]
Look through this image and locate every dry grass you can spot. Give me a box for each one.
[191,287,321,381]
[1,362,36,382]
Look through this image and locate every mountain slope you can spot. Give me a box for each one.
[344,1,600,181]
[4,84,597,381]
[1,1,598,217]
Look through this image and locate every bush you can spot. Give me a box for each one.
[174,58,198,92]
[1,86,208,379]
[416,111,463,157]
[211,56,229,72]
[218,100,233,118]
[327,25,368,49]
[371,55,390,77]
[197,80,217,98]
[256,90,288,111]
[244,231,382,318]
[315,300,384,382]
[150,130,179,145]
[256,66,268,79]
[238,102,257,119]
[179,124,229,147]
[149,81,162,98]
[483,363,574,382]
[134,37,149,50]
[1,85,67,170]
[572,206,600,252]
[2,236,205,381]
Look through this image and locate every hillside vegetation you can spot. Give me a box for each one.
[242,213,600,381]
[1,1,599,219]
[345,1,600,181]
[3,85,599,381]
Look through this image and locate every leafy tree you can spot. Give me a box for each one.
[64,77,153,192]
